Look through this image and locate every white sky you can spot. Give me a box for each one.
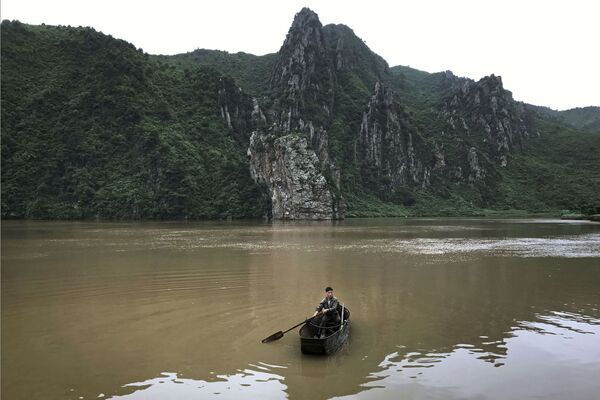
[2,0,599,110]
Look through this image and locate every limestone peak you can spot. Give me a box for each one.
[290,7,321,30]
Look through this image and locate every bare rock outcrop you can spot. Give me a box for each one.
[360,82,434,190]
[247,132,344,219]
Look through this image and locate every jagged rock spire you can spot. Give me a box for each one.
[247,8,344,220]
[269,7,335,133]
[442,74,534,167]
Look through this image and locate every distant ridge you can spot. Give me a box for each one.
[2,11,599,219]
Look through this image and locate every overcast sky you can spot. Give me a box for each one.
[2,0,599,110]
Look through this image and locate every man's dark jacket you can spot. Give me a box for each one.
[316,297,339,315]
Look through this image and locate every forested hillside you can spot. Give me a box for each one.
[2,11,599,219]
[1,21,267,219]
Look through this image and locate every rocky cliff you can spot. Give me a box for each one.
[247,8,344,220]
[217,76,266,144]
[359,82,434,190]
[441,74,535,168]
[3,12,597,220]
[246,9,538,216]
[247,133,343,219]
[269,7,335,133]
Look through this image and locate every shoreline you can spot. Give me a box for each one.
[2,212,599,223]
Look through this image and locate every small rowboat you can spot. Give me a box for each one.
[299,304,350,355]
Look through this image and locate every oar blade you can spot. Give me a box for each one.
[261,331,284,343]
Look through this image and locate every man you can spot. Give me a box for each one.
[312,286,341,337]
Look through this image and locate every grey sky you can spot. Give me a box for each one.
[2,0,599,110]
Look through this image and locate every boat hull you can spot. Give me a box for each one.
[299,306,350,355]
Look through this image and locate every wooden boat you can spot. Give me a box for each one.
[299,304,350,355]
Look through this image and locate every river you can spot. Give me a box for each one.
[2,218,600,399]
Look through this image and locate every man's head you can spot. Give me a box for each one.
[325,286,333,299]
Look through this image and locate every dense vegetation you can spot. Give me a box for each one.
[498,118,600,214]
[1,21,267,219]
[529,105,600,134]
[2,20,599,219]
[152,49,277,97]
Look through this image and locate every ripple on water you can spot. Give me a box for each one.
[102,233,600,259]
[335,311,600,400]
[134,230,600,258]
[335,234,600,258]
[106,365,288,400]
[6,223,597,259]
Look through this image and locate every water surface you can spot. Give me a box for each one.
[2,218,600,399]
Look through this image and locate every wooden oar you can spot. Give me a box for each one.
[261,313,322,343]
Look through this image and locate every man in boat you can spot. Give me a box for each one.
[312,286,341,338]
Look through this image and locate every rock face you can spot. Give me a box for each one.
[442,74,534,168]
[269,7,335,133]
[247,133,344,219]
[268,7,337,171]
[467,146,485,182]
[246,8,343,219]
[222,8,536,217]
[4,13,597,220]
[217,77,266,144]
[322,23,389,83]
[360,82,433,190]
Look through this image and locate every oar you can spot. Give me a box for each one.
[261,313,322,343]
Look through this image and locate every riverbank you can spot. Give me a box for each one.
[560,213,600,222]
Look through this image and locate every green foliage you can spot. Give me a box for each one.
[530,105,600,134]
[2,20,598,220]
[344,192,409,217]
[1,21,267,219]
[388,66,454,113]
[561,107,600,134]
[152,49,277,97]
[495,118,600,213]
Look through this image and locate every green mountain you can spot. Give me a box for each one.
[1,21,267,218]
[152,49,277,97]
[2,9,599,219]
[529,105,600,134]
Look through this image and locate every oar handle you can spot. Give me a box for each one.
[282,311,323,334]
[282,318,309,334]
[261,312,324,343]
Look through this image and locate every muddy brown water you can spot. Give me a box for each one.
[2,218,600,400]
